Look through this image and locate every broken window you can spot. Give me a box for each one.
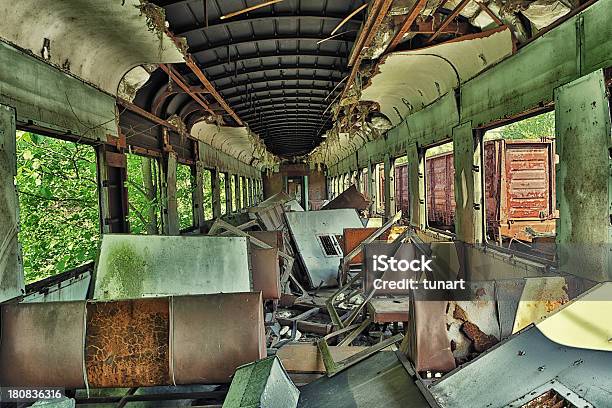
[16,131,100,283]
[202,168,213,220]
[176,162,194,231]
[425,141,455,234]
[126,153,160,235]
[317,234,342,257]
[230,174,237,212]
[239,176,245,208]
[359,168,369,198]
[375,163,385,214]
[481,111,556,259]
[219,172,227,215]
[394,155,410,219]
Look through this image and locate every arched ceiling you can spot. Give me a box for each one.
[149,0,368,158]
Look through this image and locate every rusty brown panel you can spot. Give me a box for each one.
[249,230,283,249]
[321,185,369,211]
[505,143,553,220]
[85,298,171,388]
[251,247,281,300]
[368,297,410,323]
[394,163,410,218]
[484,140,502,236]
[343,227,390,265]
[426,152,456,228]
[172,292,266,384]
[402,296,456,373]
[0,301,87,388]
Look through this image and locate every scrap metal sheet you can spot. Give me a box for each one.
[0,301,87,387]
[172,292,266,384]
[251,247,281,300]
[93,234,252,300]
[428,326,612,407]
[286,209,363,287]
[298,352,429,408]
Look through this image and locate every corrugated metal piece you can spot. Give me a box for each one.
[485,140,556,241]
[0,301,87,388]
[251,247,281,300]
[85,298,171,388]
[172,292,266,384]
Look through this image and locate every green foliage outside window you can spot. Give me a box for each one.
[16,132,99,284]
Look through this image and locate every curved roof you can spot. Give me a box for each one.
[150,0,367,157]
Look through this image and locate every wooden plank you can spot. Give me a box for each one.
[277,344,367,373]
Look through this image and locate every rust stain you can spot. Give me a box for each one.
[453,304,468,321]
[85,298,170,388]
[461,321,498,353]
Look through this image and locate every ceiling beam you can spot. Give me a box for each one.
[159,64,215,116]
[175,14,363,37]
[387,0,430,52]
[208,63,349,82]
[183,55,244,125]
[427,0,472,43]
[189,34,357,56]
[214,74,345,92]
[198,50,350,70]
[341,0,394,104]
[224,85,339,101]
[233,97,330,110]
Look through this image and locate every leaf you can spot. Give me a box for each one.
[23,150,33,160]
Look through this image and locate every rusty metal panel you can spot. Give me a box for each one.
[249,230,283,249]
[367,297,410,323]
[0,301,87,388]
[426,152,455,229]
[504,141,554,220]
[394,163,410,219]
[343,227,391,265]
[251,247,281,300]
[320,185,369,211]
[85,298,171,388]
[172,292,266,384]
[484,139,557,241]
[402,296,456,373]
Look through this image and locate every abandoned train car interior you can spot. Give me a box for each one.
[0,0,611,406]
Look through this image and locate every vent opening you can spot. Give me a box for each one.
[318,235,342,257]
